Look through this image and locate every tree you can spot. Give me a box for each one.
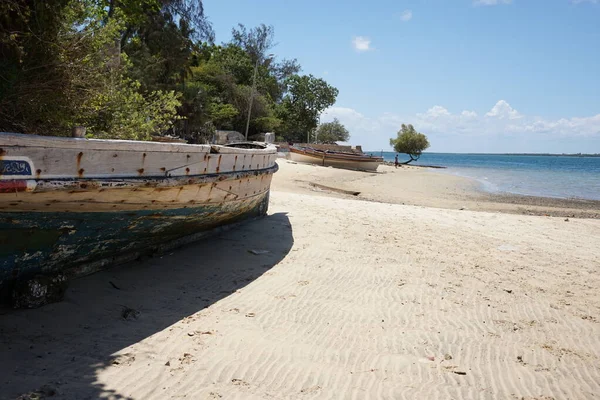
[0,0,189,138]
[389,124,430,163]
[231,23,275,62]
[0,4,339,143]
[277,74,338,142]
[315,118,349,143]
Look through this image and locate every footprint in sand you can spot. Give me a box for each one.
[300,385,322,394]
[111,353,136,367]
[231,378,250,387]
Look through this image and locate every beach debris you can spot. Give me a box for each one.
[109,281,121,290]
[112,353,136,366]
[453,371,467,375]
[231,378,250,386]
[444,354,453,360]
[12,274,68,309]
[165,361,171,366]
[426,356,435,362]
[300,385,322,394]
[179,353,194,365]
[120,306,140,320]
[248,249,270,255]
[564,218,569,222]
[504,289,513,294]
[245,312,256,317]
[16,384,58,399]
[459,207,466,210]
[187,332,195,337]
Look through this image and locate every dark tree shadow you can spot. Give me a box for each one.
[0,212,293,400]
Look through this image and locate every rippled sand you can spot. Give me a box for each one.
[2,161,599,399]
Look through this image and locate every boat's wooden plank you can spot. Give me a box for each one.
[0,169,275,212]
[0,145,277,179]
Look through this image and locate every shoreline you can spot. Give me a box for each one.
[273,160,600,219]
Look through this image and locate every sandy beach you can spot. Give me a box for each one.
[2,160,599,399]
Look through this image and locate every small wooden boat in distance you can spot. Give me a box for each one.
[0,132,278,302]
[289,145,383,172]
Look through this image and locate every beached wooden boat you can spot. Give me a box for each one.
[289,145,383,172]
[0,132,278,300]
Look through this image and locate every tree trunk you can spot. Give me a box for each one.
[400,154,419,164]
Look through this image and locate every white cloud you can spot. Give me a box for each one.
[352,36,371,52]
[400,10,413,21]
[419,105,451,118]
[485,100,521,120]
[321,101,600,151]
[461,110,478,118]
[571,0,598,4]
[473,0,512,5]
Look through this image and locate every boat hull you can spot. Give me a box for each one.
[289,147,382,172]
[0,132,278,301]
[0,190,270,296]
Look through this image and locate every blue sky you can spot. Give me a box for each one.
[204,0,600,153]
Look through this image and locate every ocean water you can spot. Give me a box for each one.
[368,152,600,200]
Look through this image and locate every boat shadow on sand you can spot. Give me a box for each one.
[0,212,293,400]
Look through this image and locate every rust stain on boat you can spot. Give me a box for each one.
[76,152,83,169]
[217,155,222,173]
[138,168,144,175]
[78,168,84,177]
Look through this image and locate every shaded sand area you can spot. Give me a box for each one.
[1,162,600,399]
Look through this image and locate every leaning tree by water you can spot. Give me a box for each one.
[389,124,430,164]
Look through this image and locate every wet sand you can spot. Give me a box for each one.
[1,160,599,399]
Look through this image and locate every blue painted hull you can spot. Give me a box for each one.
[0,191,270,300]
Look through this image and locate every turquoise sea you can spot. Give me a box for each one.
[368,152,600,201]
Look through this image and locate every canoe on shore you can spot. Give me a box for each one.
[289,145,383,172]
[0,132,278,303]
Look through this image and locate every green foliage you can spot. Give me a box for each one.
[315,118,350,144]
[231,23,275,62]
[277,74,339,142]
[207,103,238,126]
[389,124,430,163]
[0,3,337,143]
[0,0,189,139]
[82,79,181,140]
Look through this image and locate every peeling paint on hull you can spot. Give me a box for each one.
[0,132,279,301]
[0,189,271,300]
